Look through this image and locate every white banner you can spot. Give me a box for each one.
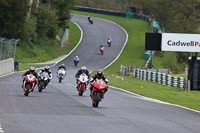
[162,33,200,52]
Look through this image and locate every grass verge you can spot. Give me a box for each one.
[16,20,81,71]
[16,20,81,63]
[73,10,200,111]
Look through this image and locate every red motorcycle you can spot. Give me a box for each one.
[91,79,106,107]
[100,46,104,55]
[77,73,89,96]
[107,39,112,47]
[23,74,36,96]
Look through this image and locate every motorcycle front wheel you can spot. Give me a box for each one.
[59,77,62,83]
[24,90,29,96]
[92,92,101,107]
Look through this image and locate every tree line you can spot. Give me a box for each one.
[77,0,200,33]
[77,0,200,73]
[0,0,75,42]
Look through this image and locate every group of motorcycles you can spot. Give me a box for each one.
[87,16,112,55]
[23,69,66,96]
[99,39,112,55]
[22,67,106,107]
[76,73,107,107]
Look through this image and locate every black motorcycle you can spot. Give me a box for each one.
[38,72,49,92]
[88,17,93,24]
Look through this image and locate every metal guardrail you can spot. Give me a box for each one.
[134,69,188,90]
[0,38,19,60]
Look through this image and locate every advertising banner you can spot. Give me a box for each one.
[162,33,200,52]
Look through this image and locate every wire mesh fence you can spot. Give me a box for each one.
[0,37,19,60]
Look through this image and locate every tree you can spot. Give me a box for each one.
[36,4,58,38]
[0,0,29,39]
[50,0,76,30]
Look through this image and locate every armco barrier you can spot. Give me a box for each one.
[0,58,14,76]
[134,69,187,90]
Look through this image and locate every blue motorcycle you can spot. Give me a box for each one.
[74,59,79,67]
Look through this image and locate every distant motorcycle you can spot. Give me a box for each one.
[88,17,93,24]
[77,73,89,96]
[38,72,49,92]
[57,68,66,83]
[74,59,79,67]
[100,46,104,55]
[91,79,107,107]
[107,39,112,47]
[23,74,36,96]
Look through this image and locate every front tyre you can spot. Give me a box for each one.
[59,77,62,83]
[93,92,101,107]
[24,90,29,96]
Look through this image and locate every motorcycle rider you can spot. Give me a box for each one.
[22,66,38,89]
[38,65,52,84]
[75,66,90,83]
[88,16,93,23]
[107,37,112,43]
[100,45,104,49]
[58,64,66,71]
[74,56,79,62]
[90,69,109,96]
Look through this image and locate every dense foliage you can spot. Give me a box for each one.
[0,0,75,41]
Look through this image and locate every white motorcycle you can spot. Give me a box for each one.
[77,73,89,96]
[57,68,66,83]
[38,72,49,92]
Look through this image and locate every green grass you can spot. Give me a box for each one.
[169,74,187,78]
[108,76,200,111]
[73,10,200,111]
[19,64,44,71]
[16,20,81,63]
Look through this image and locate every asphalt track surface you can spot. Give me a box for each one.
[0,14,200,133]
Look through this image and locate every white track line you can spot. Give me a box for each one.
[0,123,4,133]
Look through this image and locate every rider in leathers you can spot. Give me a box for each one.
[75,66,90,82]
[38,65,52,84]
[22,66,38,89]
[90,69,109,96]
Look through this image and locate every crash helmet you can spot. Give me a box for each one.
[30,66,35,73]
[45,65,49,72]
[81,66,87,73]
[97,69,103,78]
[61,64,65,67]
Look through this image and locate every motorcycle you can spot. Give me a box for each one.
[88,17,93,24]
[23,74,36,96]
[38,72,49,92]
[57,68,66,83]
[100,46,104,55]
[74,59,79,67]
[107,39,112,47]
[77,73,89,96]
[91,79,107,107]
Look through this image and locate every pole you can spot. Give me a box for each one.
[0,38,5,59]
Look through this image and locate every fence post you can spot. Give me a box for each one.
[0,38,5,59]
[14,39,19,60]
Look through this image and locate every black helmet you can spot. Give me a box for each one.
[30,66,35,73]
[97,69,103,78]
[45,65,49,72]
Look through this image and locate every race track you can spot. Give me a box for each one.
[0,14,199,133]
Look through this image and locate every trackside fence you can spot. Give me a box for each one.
[120,65,188,90]
[134,69,188,90]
